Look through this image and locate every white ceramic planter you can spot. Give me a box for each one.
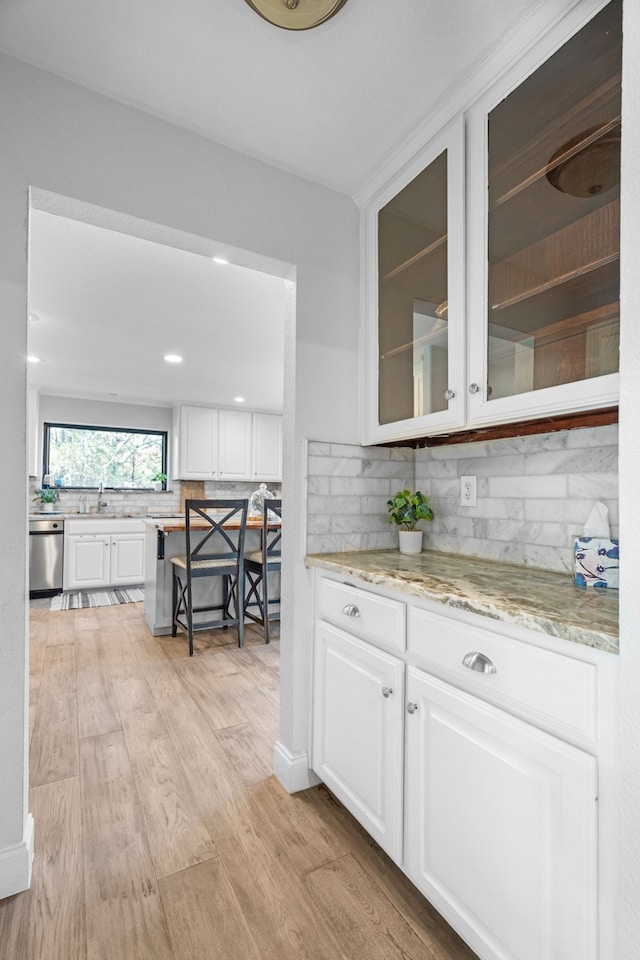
[399,530,423,555]
[41,502,55,513]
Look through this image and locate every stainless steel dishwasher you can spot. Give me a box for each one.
[29,517,64,597]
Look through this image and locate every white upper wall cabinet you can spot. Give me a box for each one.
[362,0,620,443]
[466,0,620,427]
[218,409,253,480]
[174,404,282,482]
[363,118,466,444]
[252,412,283,482]
[176,405,219,479]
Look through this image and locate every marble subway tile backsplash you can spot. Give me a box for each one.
[307,424,619,575]
[306,442,414,554]
[415,424,619,574]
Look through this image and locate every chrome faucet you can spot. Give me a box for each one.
[97,481,108,515]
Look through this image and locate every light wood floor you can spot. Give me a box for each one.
[0,601,477,960]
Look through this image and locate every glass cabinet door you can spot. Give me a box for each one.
[364,121,465,443]
[469,0,621,423]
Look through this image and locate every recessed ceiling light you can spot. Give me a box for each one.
[212,257,229,265]
[164,354,183,363]
[27,355,41,363]
[28,312,40,322]
[234,396,245,403]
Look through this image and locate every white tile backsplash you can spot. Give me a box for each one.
[307,424,619,574]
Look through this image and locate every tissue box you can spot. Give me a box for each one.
[573,536,619,589]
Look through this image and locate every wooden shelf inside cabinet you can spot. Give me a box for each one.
[489,197,619,320]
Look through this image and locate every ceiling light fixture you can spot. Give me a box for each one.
[234,396,245,403]
[164,354,183,363]
[28,312,40,322]
[212,256,229,265]
[244,0,348,31]
[27,355,41,363]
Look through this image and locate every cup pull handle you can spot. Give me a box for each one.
[462,651,497,675]
[342,603,361,618]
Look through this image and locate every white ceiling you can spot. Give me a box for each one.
[28,210,287,411]
[0,0,548,195]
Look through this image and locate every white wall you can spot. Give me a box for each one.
[39,395,173,433]
[617,0,640,952]
[0,52,360,886]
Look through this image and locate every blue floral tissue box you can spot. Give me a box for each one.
[573,537,619,589]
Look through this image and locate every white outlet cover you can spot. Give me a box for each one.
[460,475,477,507]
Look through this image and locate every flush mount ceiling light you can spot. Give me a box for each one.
[212,256,229,265]
[164,354,183,363]
[244,0,348,31]
[234,396,246,403]
[27,355,41,363]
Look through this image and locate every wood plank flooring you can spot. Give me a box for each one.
[0,601,478,960]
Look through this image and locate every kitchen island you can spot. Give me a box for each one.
[143,515,279,636]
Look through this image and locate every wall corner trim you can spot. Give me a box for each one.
[273,741,320,794]
[0,814,34,900]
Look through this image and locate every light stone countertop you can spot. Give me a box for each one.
[306,549,619,654]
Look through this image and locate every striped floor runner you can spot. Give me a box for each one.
[50,587,144,611]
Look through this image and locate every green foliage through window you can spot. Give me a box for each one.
[44,423,167,489]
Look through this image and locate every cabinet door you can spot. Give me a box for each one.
[405,667,597,960]
[467,0,621,427]
[252,413,282,481]
[363,117,465,443]
[63,535,110,590]
[312,621,404,862]
[110,534,145,586]
[179,406,218,479]
[218,409,252,480]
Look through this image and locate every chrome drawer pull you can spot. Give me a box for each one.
[342,603,361,618]
[382,686,393,699]
[462,651,497,675]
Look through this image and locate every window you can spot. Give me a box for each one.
[43,423,168,489]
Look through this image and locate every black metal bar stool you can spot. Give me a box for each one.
[243,499,282,644]
[171,498,248,655]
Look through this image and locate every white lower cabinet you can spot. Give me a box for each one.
[312,621,404,862]
[64,520,146,590]
[405,667,597,960]
[311,573,606,960]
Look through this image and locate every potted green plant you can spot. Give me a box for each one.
[33,488,59,513]
[151,472,167,492]
[387,489,434,555]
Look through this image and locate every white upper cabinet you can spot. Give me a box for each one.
[177,405,218,479]
[363,118,466,444]
[466,0,620,428]
[174,405,282,482]
[218,409,253,480]
[362,0,621,443]
[252,412,283,481]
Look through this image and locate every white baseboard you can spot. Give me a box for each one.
[273,740,320,794]
[0,814,34,900]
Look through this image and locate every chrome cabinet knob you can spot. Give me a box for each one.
[462,651,497,675]
[444,388,456,401]
[407,702,418,715]
[342,603,360,618]
[468,382,480,395]
[382,686,393,699]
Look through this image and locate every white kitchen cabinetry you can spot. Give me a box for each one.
[405,667,597,960]
[63,519,145,590]
[218,409,252,480]
[174,405,282,482]
[311,572,610,960]
[362,0,620,443]
[252,412,283,481]
[176,405,218,480]
[312,620,404,862]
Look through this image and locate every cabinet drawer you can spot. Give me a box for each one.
[317,577,406,653]
[409,607,596,743]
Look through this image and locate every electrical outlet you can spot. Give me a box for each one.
[460,475,477,507]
